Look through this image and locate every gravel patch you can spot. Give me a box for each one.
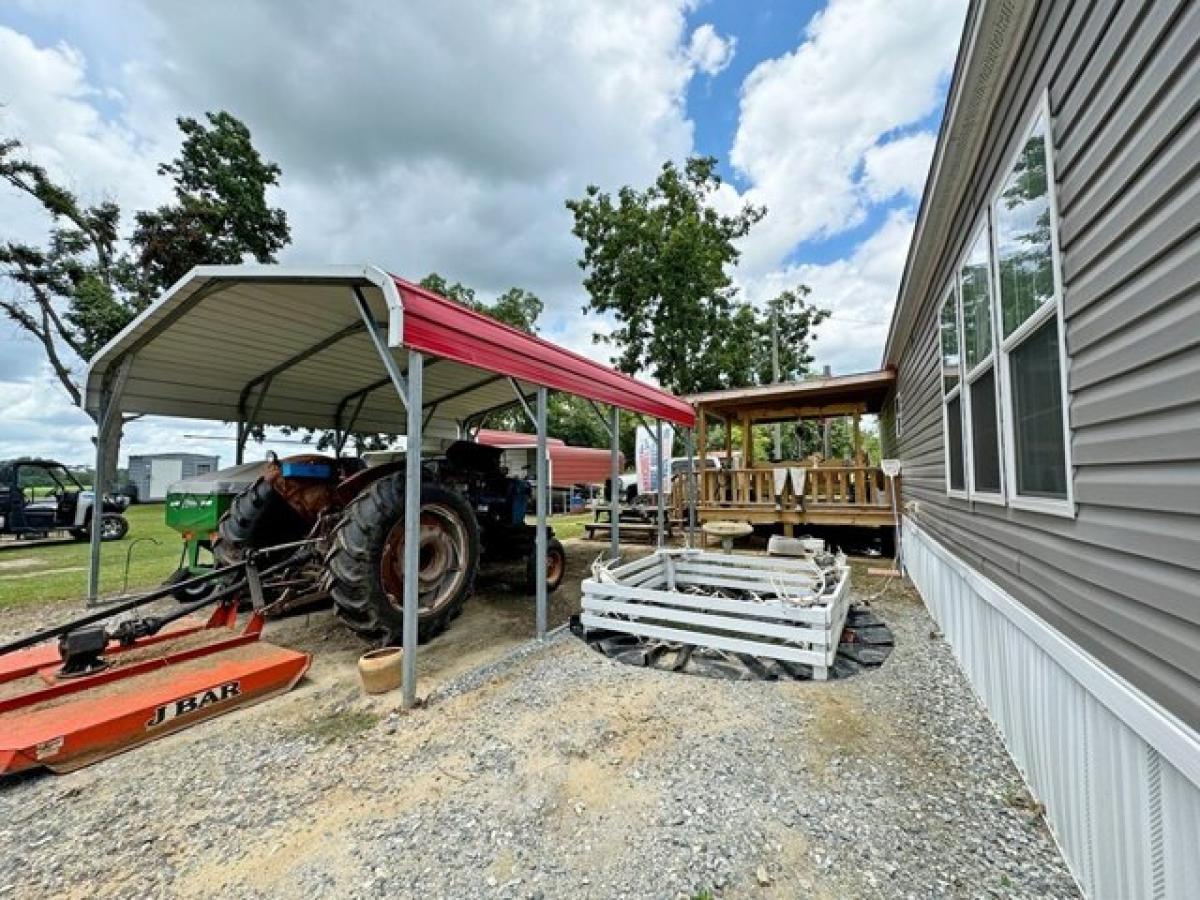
[0,559,1078,898]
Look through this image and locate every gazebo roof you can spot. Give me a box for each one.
[685,369,896,423]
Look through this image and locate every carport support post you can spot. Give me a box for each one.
[402,349,423,709]
[535,386,549,639]
[610,406,620,561]
[655,418,665,549]
[684,428,697,548]
[87,357,132,606]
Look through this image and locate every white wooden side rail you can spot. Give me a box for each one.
[582,550,850,679]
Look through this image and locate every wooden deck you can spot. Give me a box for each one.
[673,464,898,530]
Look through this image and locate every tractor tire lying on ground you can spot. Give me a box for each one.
[325,475,479,644]
[212,476,312,568]
[525,536,566,595]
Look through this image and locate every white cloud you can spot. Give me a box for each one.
[727,0,963,274]
[0,1,723,464]
[747,209,917,375]
[0,25,171,239]
[861,131,936,202]
[687,23,737,76]
[0,0,967,462]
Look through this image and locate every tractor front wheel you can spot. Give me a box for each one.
[525,537,566,595]
[325,476,479,643]
[213,476,311,568]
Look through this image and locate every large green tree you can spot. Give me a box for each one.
[721,288,828,388]
[0,112,289,477]
[132,112,290,299]
[567,156,828,395]
[418,272,544,334]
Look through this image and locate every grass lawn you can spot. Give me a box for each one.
[0,507,597,611]
[0,503,184,609]
[544,512,592,541]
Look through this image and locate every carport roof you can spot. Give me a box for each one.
[84,266,694,434]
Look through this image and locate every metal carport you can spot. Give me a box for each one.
[83,265,695,706]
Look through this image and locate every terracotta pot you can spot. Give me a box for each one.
[358,647,403,695]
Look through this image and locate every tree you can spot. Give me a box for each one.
[418,273,543,334]
[0,140,127,404]
[132,112,290,298]
[0,113,289,480]
[567,157,768,394]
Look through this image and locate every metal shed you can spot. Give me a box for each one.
[84,265,695,706]
[128,452,220,502]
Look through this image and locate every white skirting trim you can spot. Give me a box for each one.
[904,516,1200,900]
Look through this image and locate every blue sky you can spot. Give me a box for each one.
[0,0,967,463]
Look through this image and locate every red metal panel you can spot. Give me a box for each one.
[547,445,624,488]
[394,277,695,427]
[476,429,564,447]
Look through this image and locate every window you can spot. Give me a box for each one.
[960,225,1003,501]
[1009,316,1067,497]
[936,94,1073,514]
[939,288,966,495]
[994,105,1072,512]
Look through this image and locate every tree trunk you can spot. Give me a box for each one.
[95,415,126,491]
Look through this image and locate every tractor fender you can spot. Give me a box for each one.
[331,460,407,508]
[261,454,362,524]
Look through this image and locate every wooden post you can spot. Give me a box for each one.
[852,412,862,460]
[696,405,707,502]
[724,415,732,471]
[741,413,753,468]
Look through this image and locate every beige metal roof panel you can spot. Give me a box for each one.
[84,265,688,437]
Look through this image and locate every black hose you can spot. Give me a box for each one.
[0,540,316,656]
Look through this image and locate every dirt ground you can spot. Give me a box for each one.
[0,539,1077,898]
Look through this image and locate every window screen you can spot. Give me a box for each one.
[947,396,965,491]
[970,370,1001,493]
[1010,318,1067,498]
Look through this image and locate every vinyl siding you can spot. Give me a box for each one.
[890,0,1200,729]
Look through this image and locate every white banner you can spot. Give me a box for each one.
[635,423,675,493]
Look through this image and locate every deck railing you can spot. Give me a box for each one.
[689,465,895,509]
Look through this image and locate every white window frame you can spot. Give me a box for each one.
[958,218,1006,506]
[938,284,969,500]
[992,91,1075,518]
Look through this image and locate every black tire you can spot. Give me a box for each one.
[213,477,311,567]
[76,512,128,542]
[164,567,219,604]
[525,537,566,595]
[325,476,479,643]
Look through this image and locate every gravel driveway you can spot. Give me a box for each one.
[0,548,1078,898]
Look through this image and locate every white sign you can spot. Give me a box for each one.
[635,424,675,494]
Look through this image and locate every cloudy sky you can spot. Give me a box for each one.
[0,0,966,466]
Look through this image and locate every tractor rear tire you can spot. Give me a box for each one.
[213,476,311,568]
[325,475,479,643]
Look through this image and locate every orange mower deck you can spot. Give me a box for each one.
[0,605,310,775]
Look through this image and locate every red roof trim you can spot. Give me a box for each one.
[393,277,695,426]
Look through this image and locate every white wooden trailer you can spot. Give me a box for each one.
[581,550,851,679]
